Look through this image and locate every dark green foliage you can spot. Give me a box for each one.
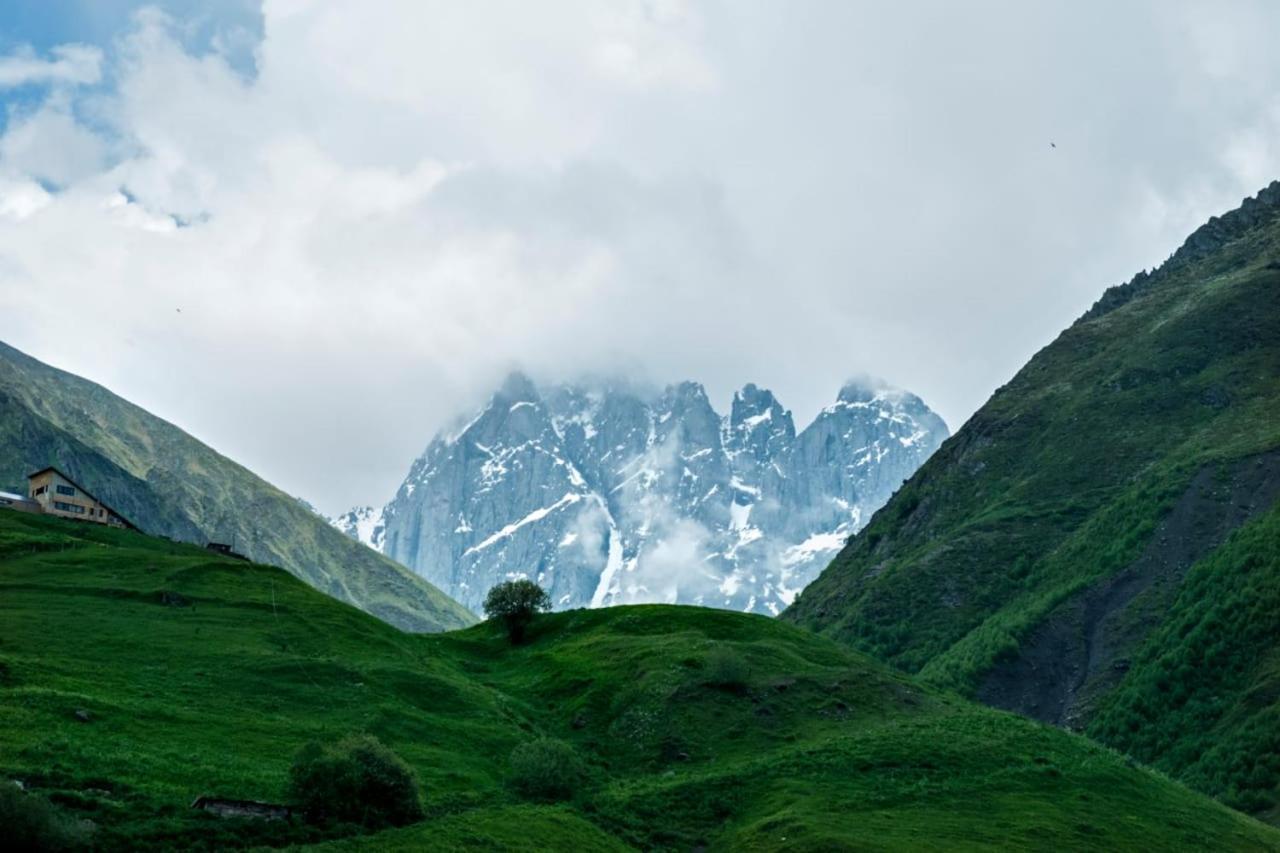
[0,783,90,851]
[703,645,749,691]
[483,579,551,643]
[508,738,584,802]
[288,734,423,828]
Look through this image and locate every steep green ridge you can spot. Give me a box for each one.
[0,512,1276,850]
[0,341,473,632]
[784,183,1280,814]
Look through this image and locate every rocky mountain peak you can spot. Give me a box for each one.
[836,378,886,405]
[496,370,540,403]
[729,383,795,461]
[352,375,948,616]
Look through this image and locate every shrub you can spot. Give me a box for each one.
[288,734,423,828]
[0,783,90,851]
[509,737,583,801]
[704,645,750,692]
[483,579,551,644]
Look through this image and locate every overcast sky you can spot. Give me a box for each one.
[1,1,1279,515]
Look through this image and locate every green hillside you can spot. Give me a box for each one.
[0,341,473,633]
[785,183,1280,816]
[0,511,1276,850]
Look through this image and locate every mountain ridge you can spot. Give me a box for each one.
[784,180,1280,818]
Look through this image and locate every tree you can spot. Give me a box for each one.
[509,737,583,801]
[288,734,423,828]
[483,579,551,644]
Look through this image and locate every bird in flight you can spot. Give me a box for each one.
[1050,142,1057,149]
[176,308,182,313]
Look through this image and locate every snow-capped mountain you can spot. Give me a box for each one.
[337,373,947,616]
[329,505,385,552]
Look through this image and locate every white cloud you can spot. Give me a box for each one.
[0,44,103,88]
[1,2,1280,514]
[0,104,110,186]
[0,177,51,220]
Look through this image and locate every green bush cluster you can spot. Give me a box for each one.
[0,783,90,851]
[288,734,423,828]
[509,737,584,802]
[703,645,750,691]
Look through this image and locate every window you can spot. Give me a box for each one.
[53,501,86,514]
[56,485,76,496]
[34,485,47,496]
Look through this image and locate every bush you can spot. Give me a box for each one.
[0,783,90,851]
[509,737,583,801]
[704,646,750,692]
[483,579,551,644]
[288,734,423,828]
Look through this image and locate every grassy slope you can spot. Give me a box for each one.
[783,185,1280,813]
[0,340,473,633]
[0,512,1275,851]
[1087,504,1280,816]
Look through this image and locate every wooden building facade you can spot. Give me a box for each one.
[27,467,137,530]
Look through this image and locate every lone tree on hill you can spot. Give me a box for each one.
[484,579,551,644]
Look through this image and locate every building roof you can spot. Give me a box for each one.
[27,466,139,531]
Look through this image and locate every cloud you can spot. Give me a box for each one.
[0,44,103,88]
[1,2,1280,515]
[0,104,110,186]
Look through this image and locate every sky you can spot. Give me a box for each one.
[2,1,1279,516]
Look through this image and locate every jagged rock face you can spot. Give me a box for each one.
[361,374,947,615]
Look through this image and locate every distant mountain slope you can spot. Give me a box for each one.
[0,341,473,632]
[1,510,1275,850]
[785,182,1280,817]
[368,374,946,615]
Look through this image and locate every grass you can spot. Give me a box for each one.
[0,511,1276,850]
[1087,504,1280,813]
[0,339,475,634]
[784,186,1280,817]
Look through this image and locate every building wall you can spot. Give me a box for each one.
[28,470,129,528]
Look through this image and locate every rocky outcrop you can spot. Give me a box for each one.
[1081,180,1280,322]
